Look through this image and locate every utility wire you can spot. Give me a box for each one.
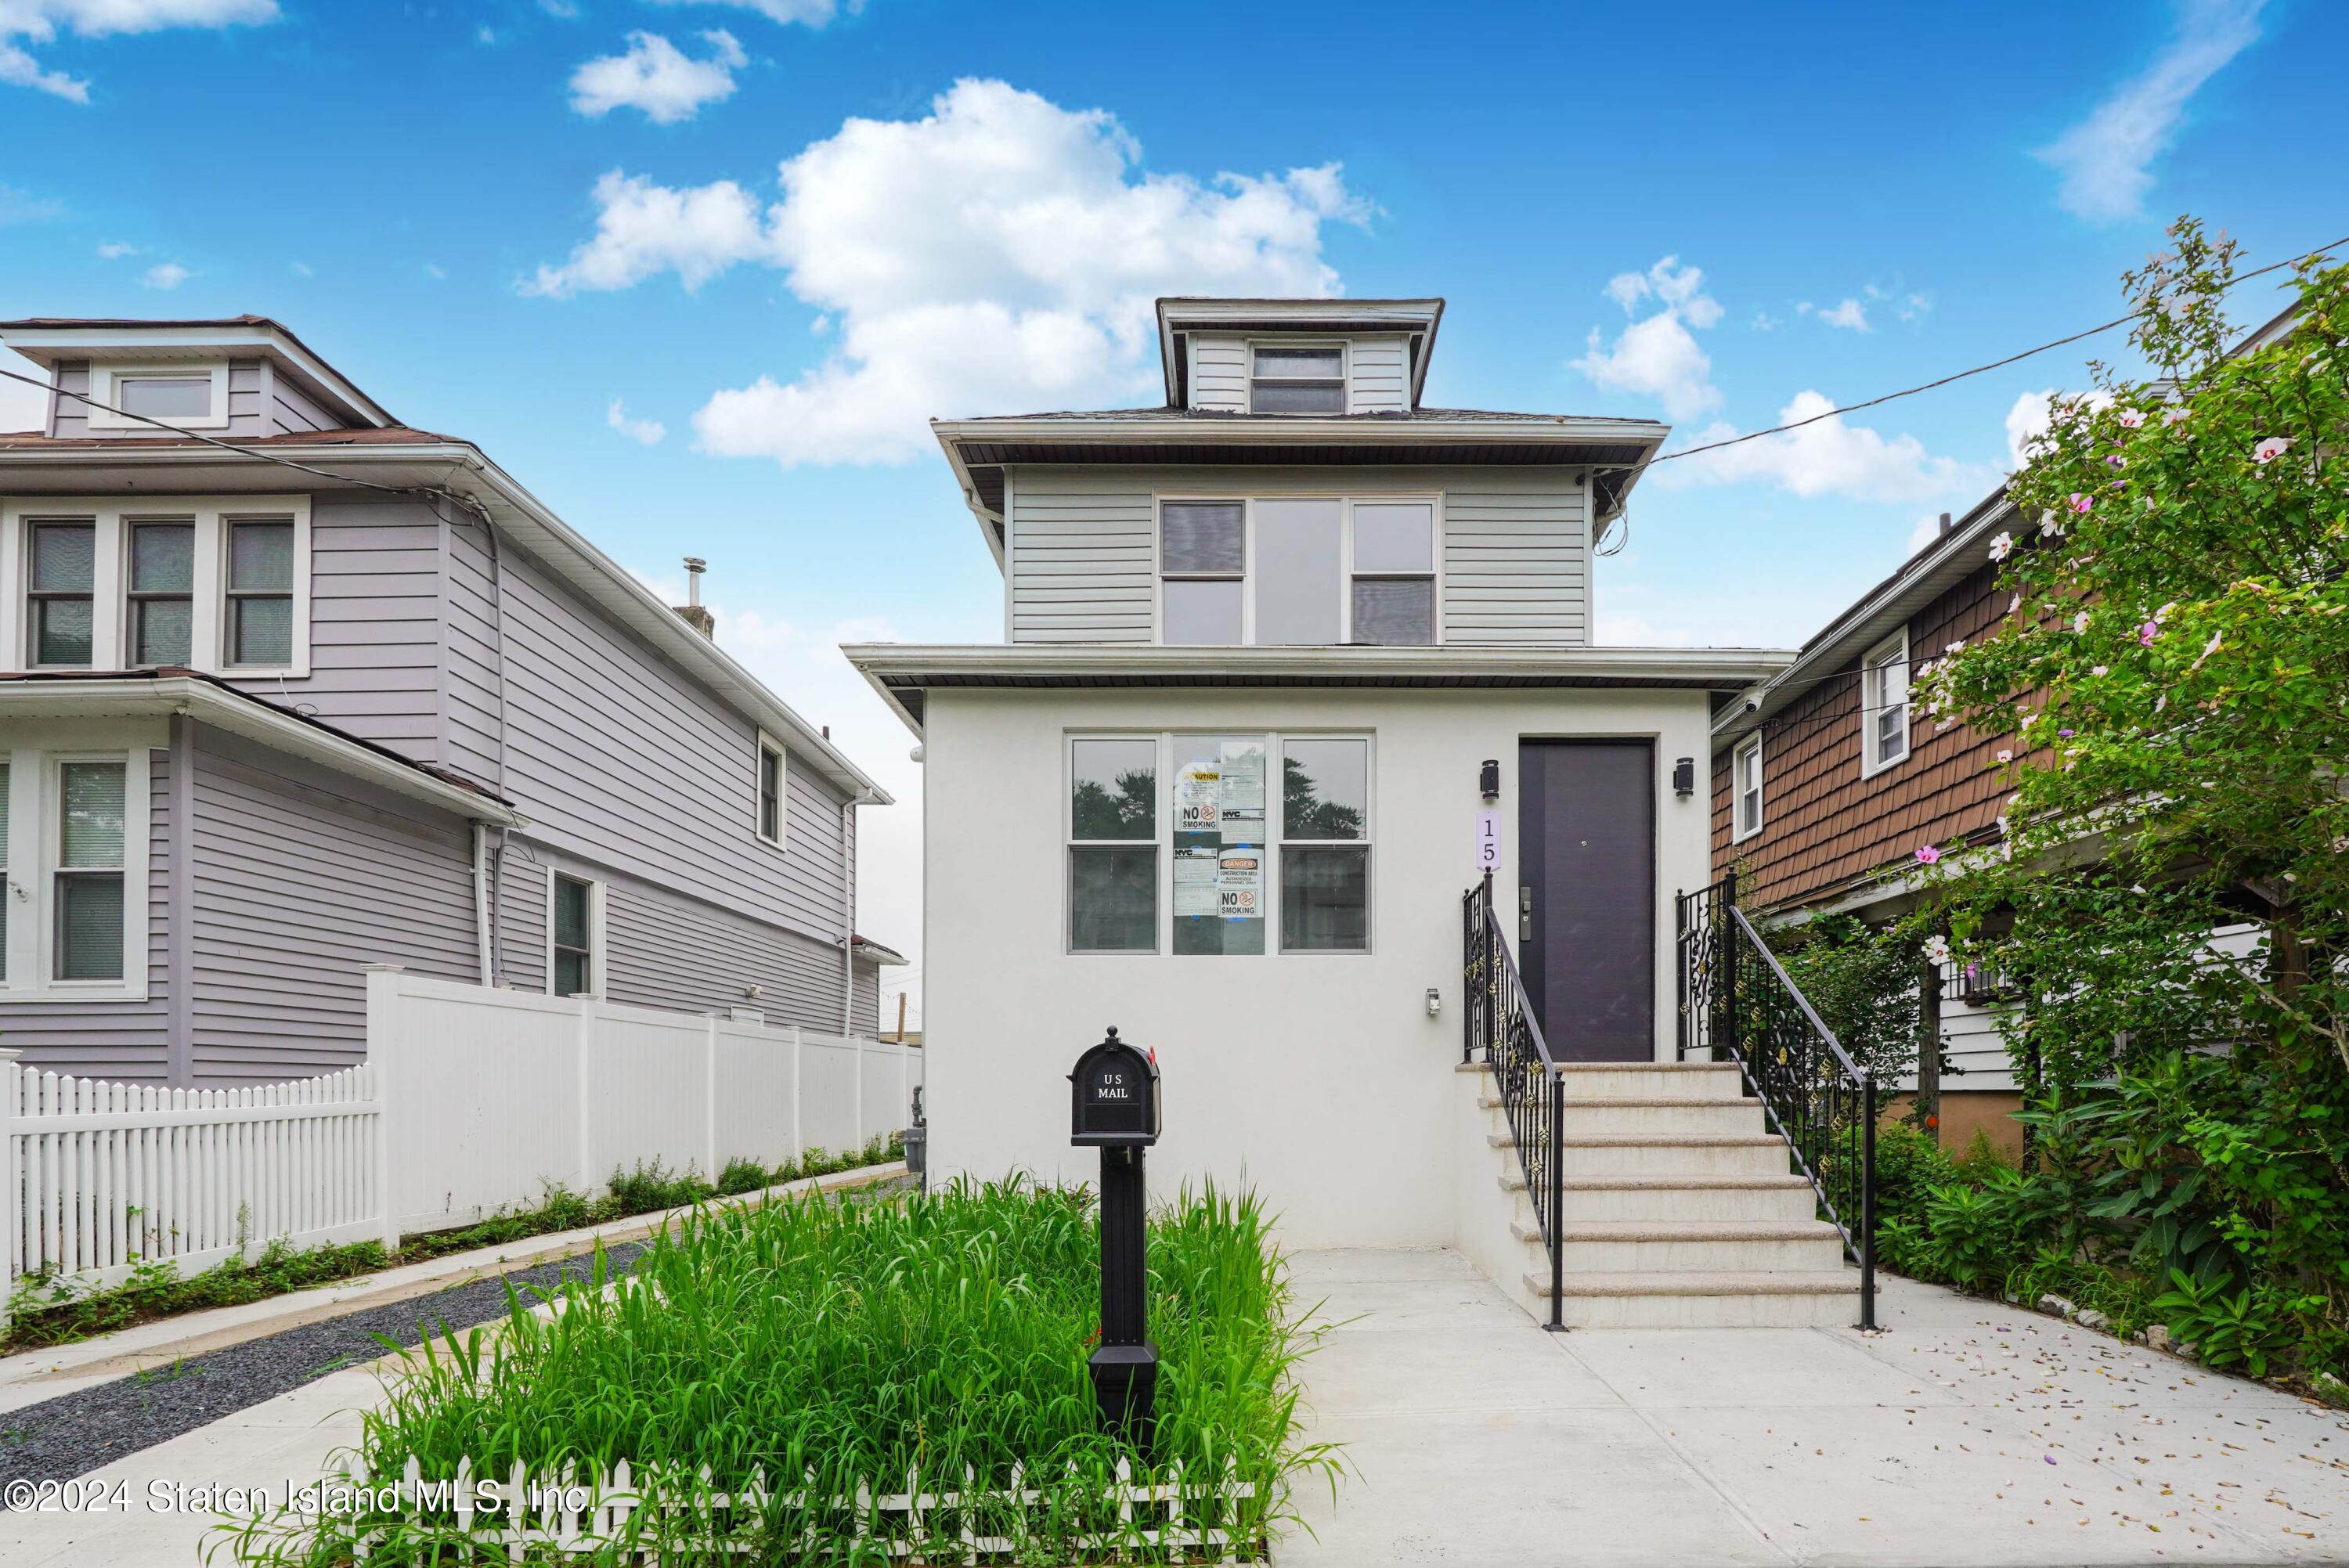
[1647,231,2345,467]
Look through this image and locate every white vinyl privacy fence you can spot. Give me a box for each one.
[1,966,920,1321]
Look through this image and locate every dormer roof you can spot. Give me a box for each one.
[0,315,397,430]
[1154,297,1443,408]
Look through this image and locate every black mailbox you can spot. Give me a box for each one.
[1070,1028,1160,1148]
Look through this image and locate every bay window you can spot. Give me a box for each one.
[1158,497,1438,647]
[1067,731,1372,956]
[2,497,310,677]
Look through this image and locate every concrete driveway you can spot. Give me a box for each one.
[1283,1248,2349,1567]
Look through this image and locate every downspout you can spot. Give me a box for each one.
[471,822,493,984]
[431,492,512,986]
[840,787,882,1034]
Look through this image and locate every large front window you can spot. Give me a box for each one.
[1067,731,1371,955]
[0,740,153,999]
[1159,497,1435,647]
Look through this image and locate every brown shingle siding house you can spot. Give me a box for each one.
[1709,489,2028,1151]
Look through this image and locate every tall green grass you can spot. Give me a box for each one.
[221,1178,1333,1564]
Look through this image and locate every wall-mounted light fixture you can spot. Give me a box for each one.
[1672,756,1696,798]
[1478,759,1500,802]
[1425,987,1442,1018]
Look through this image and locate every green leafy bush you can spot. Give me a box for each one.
[716,1156,773,1196]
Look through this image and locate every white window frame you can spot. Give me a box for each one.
[85,362,233,431]
[1246,340,1348,416]
[1065,729,1375,958]
[1732,731,1764,842]
[756,732,789,850]
[0,496,311,678]
[1860,628,1911,777]
[1153,494,1442,647]
[0,722,160,1003]
[544,868,606,1000]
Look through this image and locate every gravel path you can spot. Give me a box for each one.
[0,1241,657,1485]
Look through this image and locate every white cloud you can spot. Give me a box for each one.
[1570,255,1724,420]
[529,78,1369,467]
[2002,386,2115,469]
[0,181,63,221]
[646,0,860,25]
[569,29,745,124]
[539,0,579,16]
[1654,391,1992,505]
[606,397,666,445]
[95,239,136,257]
[2034,0,2264,222]
[140,261,188,290]
[522,170,769,296]
[476,24,495,45]
[0,0,276,102]
[1808,297,1870,332]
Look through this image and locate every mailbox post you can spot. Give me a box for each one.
[1070,1026,1161,1452]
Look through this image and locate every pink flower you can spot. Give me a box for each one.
[2008,593,2022,614]
[1914,845,1943,865]
[2118,409,2145,428]
[2066,492,2093,514]
[2138,621,2160,647]
[2090,665,2109,676]
[2162,407,2190,427]
[1922,935,1951,965]
[2253,436,2293,464]
[1943,641,1965,656]
[2189,630,2222,669]
[1996,748,2013,762]
[1987,532,2015,562]
[2104,452,2126,468]
[2071,611,2091,634]
[2057,727,2074,739]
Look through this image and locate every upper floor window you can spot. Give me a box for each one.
[756,733,788,849]
[1732,732,1763,841]
[2,497,311,677]
[1249,345,1345,414]
[87,363,230,431]
[1860,629,1911,776]
[1158,497,1435,648]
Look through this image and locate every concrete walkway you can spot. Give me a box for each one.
[1283,1248,2349,1567]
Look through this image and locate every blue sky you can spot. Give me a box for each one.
[2,0,2340,1015]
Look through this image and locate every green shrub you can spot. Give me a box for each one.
[605,1159,716,1216]
[716,1156,771,1196]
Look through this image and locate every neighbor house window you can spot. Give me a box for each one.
[5,497,309,676]
[756,734,788,848]
[28,521,96,667]
[226,519,296,667]
[1732,733,1763,841]
[0,762,9,983]
[128,521,195,665]
[55,760,126,982]
[87,363,229,430]
[1069,737,1157,953]
[1249,346,1345,413]
[1070,731,1373,957]
[1280,737,1369,952]
[1158,497,1438,647]
[1860,630,1911,775]
[550,874,597,997]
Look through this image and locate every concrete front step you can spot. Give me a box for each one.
[1508,1217,1847,1273]
[1492,1132,1792,1178]
[1459,1061,1748,1099]
[1481,1097,1766,1137]
[1519,1268,1861,1328]
[1500,1173,1819,1224]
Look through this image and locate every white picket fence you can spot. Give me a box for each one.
[0,965,922,1321]
[273,1452,1261,1563]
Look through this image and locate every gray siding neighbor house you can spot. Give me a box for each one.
[0,315,897,1085]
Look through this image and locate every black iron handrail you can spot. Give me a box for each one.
[1462,871,1567,1331]
[1676,871,1877,1330]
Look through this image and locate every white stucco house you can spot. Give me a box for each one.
[850,297,1869,1326]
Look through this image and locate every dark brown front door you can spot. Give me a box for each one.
[1517,740,1654,1062]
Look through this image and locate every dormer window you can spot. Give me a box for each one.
[1249,346,1345,414]
[86,363,230,431]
